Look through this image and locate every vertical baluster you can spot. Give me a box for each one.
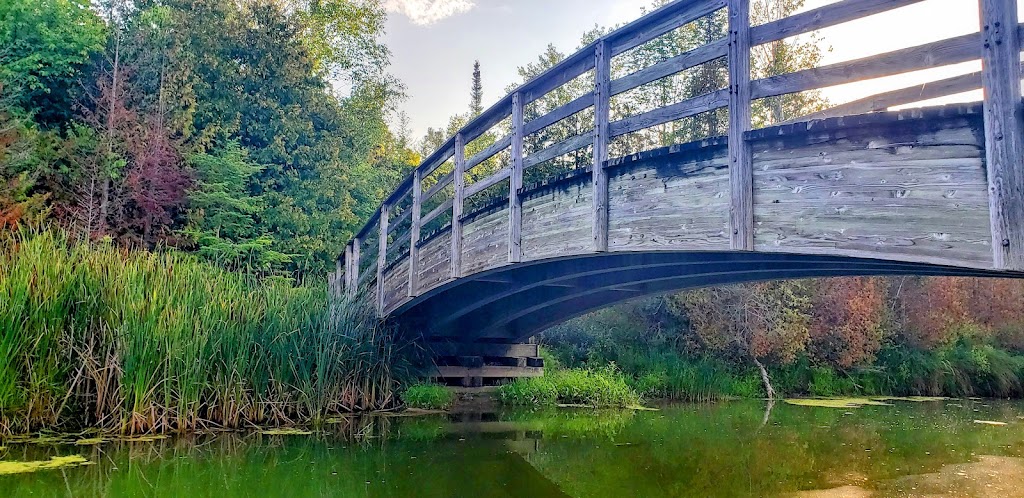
[343,244,353,297]
[376,205,390,314]
[728,0,753,251]
[409,169,423,296]
[593,39,611,253]
[350,236,360,298]
[509,92,525,263]
[451,135,466,278]
[979,0,1024,270]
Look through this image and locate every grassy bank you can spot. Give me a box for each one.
[0,231,415,435]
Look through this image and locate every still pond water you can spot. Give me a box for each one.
[3,399,1024,497]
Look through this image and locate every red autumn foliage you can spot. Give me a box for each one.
[899,276,970,349]
[809,277,885,368]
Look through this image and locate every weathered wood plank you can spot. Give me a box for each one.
[523,133,593,170]
[608,0,727,56]
[610,89,729,137]
[523,94,592,137]
[465,134,512,172]
[350,237,360,297]
[421,146,456,178]
[388,207,412,234]
[451,133,466,278]
[610,39,728,97]
[464,167,511,199]
[750,0,925,46]
[509,91,525,263]
[593,39,611,252]
[521,43,597,105]
[417,231,452,293]
[423,172,454,203]
[980,0,1024,270]
[463,207,510,275]
[408,169,423,297]
[751,30,983,99]
[421,198,454,227]
[376,204,389,314]
[728,0,753,251]
[427,342,539,358]
[522,180,593,261]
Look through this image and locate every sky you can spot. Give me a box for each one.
[382,0,1021,140]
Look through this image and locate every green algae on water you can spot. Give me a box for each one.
[259,429,313,436]
[784,398,892,408]
[0,455,91,475]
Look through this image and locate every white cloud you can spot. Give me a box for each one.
[384,0,476,25]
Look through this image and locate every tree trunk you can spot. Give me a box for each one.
[752,356,776,400]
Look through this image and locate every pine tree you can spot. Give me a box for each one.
[470,60,483,116]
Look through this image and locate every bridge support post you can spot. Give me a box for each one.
[592,39,611,253]
[343,244,353,296]
[727,0,753,251]
[980,0,1024,271]
[452,133,466,278]
[409,169,423,297]
[509,92,525,263]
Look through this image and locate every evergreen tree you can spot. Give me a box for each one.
[470,60,483,116]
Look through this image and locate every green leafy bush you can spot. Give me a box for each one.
[402,383,454,410]
[498,367,640,407]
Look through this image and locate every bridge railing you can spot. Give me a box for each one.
[336,0,1024,314]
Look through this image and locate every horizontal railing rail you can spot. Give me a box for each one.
[332,0,1024,315]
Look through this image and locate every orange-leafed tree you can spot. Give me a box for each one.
[898,276,970,349]
[809,277,886,368]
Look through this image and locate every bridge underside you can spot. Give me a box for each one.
[394,251,1018,343]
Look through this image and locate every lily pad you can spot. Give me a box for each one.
[259,428,313,436]
[0,455,91,475]
[785,398,892,409]
[973,420,1008,426]
[871,396,947,402]
[74,437,108,446]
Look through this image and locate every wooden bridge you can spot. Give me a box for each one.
[331,0,1024,382]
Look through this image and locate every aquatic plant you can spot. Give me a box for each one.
[497,367,640,407]
[0,230,414,435]
[401,383,455,410]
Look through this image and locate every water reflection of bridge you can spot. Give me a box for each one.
[332,0,1024,384]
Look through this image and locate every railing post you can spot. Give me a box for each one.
[509,92,525,263]
[343,243,353,296]
[349,236,360,298]
[727,0,753,251]
[980,0,1024,270]
[593,39,611,253]
[376,205,389,314]
[451,135,466,278]
[408,169,423,296]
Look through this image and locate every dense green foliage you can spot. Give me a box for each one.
[401,383,455,410]
[541,277,1024,401]
[0,230,414,434]
[0,0,416,279]
[497,367,641,408]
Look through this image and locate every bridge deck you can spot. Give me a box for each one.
[330,0,1024,341]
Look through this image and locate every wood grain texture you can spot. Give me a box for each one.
[452,133,466,278]
[408,169,423,297]
[423,171,453,203]
[510,91,525,263]
[465,167,511,199]
[608,145,731,251]
[465,134,512,173]
[750,0,925,45]
[980,0,1024,270]
[608,0,726,57]
[751,30,984,99]
[752,115,992,268]
[417,230,452,294]
[524,94,592,137]
[376,205,389,314]
[610,39,728,97]
[610,89,729,138]
[522,180,593,261]
[728,0,753,250]
[463,207,511,275]
[344,245,353,296]
[593,40,611,252]
[350,237,360,298]
[523,133,593,170]
[422,198,454,226]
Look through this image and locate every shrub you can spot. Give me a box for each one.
[498,367,640,407]
[402,383,454,410]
